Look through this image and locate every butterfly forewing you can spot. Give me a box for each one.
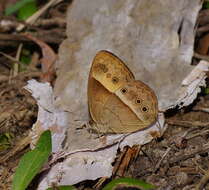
[91,51,135,93]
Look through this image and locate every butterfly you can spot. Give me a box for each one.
[88,50,158,134]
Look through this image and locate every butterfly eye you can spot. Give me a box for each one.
[142,106,148,112]
[121,88,127,94]
[112,77,119,84]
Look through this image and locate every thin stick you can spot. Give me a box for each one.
[153,147,171,172]
[13,43,23,77]
[169,143,209,164]
[193,52,209,62]
[195,170,209,190]
[193,107,209,114]
[166,119,209,128]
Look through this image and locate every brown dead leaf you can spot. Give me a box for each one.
[196,33,209,55]
[23,33,57,84]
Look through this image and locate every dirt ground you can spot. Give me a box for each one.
[1,1,209,190]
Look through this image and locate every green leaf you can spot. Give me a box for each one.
[5,0,36,16]
[0,133,12,151]
[17,1,37,20]
[47,185,77,190]
[19,48,32,71]
[204,87,209,95]
[102,178,156,190]
[203,2,209,9]
[12,130,52,190]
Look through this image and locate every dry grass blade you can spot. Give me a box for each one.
[0,52,22,64]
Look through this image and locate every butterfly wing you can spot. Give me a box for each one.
[88,78,147,133]
[115,81,158,126]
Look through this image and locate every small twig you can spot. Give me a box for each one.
[0,52,22,64]
[166,119,209,128]
[0,71,41,83]
[193,107,209,114]
[196,169,209,190]
[192,159,206,175]
[169,143,209,164]
[112,146,129,176]
[197,24,209,35]
[186,129,209,140]
[0,19,18,32]
[13,43,23,77]
[193,52,209,62]
[36,17,66,28]
[0,31,64,45]
[93,177,108,189]
[153,147,171,172]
